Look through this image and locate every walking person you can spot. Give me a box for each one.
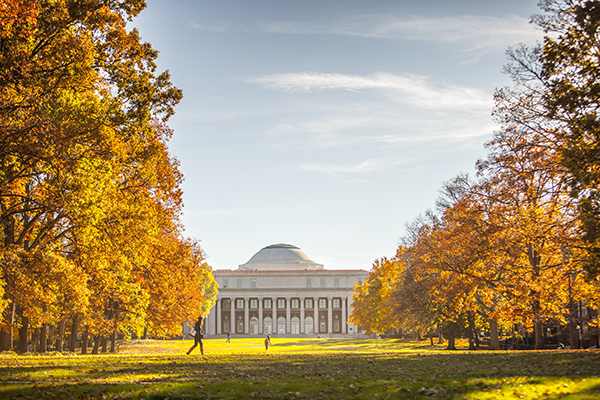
[186,315,204,355]
[226,331,231,343]
[265,336,270,351]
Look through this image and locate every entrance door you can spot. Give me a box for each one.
[263,317,272,334]
[304,316,313,334]
[250,317,259,334]
[291,317,300,334]
[277,317,286,334]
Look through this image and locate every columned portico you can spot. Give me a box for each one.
[342,297,347,334]
[258,297,263,334]
[206,244,368,338]
[327,297,332,334]
[286,297,291,333]
[244,296,249,334]
[300,297,305,334]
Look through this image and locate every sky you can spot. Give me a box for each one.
[132,0,545,271]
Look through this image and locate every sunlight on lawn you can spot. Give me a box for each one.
[1,339,599,399]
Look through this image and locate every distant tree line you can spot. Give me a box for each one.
[350,0,600,350]
[0,0,217,353]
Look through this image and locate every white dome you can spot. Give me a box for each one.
[238,244,324,271]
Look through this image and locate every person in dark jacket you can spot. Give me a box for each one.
[186,315,204,355]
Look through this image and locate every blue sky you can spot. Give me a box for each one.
[133,0,544,270]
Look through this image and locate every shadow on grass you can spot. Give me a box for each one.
[1,349,600,399]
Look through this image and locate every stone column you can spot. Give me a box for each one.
[244,297,249,335]
[272,297,277,334]
[204,307,210,336]
[300,297,305,334]
[258,297,263,335]
[230,301,235,334]
[213,302,217,335]
[286,297,291,334]
[327,297,332,334]
[341,296,347,334]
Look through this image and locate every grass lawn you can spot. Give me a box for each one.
[1,338,599,399]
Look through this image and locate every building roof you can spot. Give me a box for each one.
[214,269,368,275]
[238,243,324,271]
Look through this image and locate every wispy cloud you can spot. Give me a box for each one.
[259,15,541,49]
[243,72,491,110]
[191,14,542,52]
[302,157,407,176]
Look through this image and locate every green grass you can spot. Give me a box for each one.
[1,338,599,399]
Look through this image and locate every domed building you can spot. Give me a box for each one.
[203,244,369,337]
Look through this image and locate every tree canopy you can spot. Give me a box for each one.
[0,0,217,352]
[351,0,600,350]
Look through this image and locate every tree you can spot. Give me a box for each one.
[0,0,204,353]
[538,0,600,275]
[350,257,401,335]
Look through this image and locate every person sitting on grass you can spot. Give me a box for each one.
[186,315,204,355]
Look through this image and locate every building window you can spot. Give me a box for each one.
[306,278,312,288]
[334,278,339,288]
[277,298,286,309]
[332,298,341,309]
[333,314,341,333]
[320,278,326,288]
[319,298,327,309]
[291,298,299,309]
[319,313,327,333]
[304,316,314,334]
[222,315,230,333]
[236,299,244,309]
[237,279,242,288]
[251,279,256,288]
[250,299,258,309]
[264,298,272,309]
[222,298,231,309]
[223,279,229,288]
[237,315,244,333]
[305,298,313,309]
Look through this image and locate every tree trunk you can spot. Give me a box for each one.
[534,320,545,350]
[143,326,148,340]
[101,335,108,353]
[39,323,47,353]
[446,335,457,350]
[69,316,78,353]
[489,318,500,350]
[0,301,15,351]
[110,330,117,353]
[56,319,66,352]
[529,245,544,350]
[18,312,29,354]
[81,326,89,355]
[0,331,10,351]
[468,313,476,350]
[91,335,101,354]
[34,328,41,352]
[569,321,579,349]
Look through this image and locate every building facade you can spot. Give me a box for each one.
[203,244,369,337]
